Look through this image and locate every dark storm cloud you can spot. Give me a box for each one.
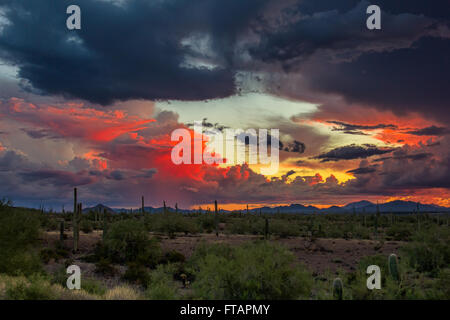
[250,0,444,65]
[294,0,450,20]
[347,166,377,174]
[19,170,94,186]
[373,152,433,162]
[0,150,33,171]
[186,118,229,132]
[306,37,450,123]
[0,0,448,123]
[281,140,306,154]
[250,1,450,123]
[21,128,60,139]
[406,126,450,136]
[315,144,395,162]
[0,0,270,105]
[328,121,397,135]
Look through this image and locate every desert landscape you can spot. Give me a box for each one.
[1,195,448,300]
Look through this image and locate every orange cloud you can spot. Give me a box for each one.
[3,98,155,143]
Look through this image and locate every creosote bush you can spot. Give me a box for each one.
[102,220,162,267]
[402,226,450,276]
[0,207,42,276]
[188,241,312,299]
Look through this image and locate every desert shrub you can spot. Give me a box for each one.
[40,248,56,264]
[0,274,97,300]
[94,258,117,277]
[80,219,94,233]
[40,244,69,264]
[81,278,107,296]
[122,263,151,288]
[189,241,312,299]
[386,224,412,241]
[41,217,59,231]
[102,220,162,266]
[226,218,264,235]
[161,250,186,264]
[269,219,300,238]
[351,225,371,239]
[145,265,179,300]
[0,208,42,275]
[5,274,56,300]
[152,213,199,237]
[402,226,450,276]
[432,268,450,299]
[197,214,216,233]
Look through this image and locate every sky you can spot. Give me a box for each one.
[0,0,449,210]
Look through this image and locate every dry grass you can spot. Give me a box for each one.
[104,285,142,300]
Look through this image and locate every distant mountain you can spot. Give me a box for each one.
[82,204,116,214]
[343,200,374,210]
[322,200,449,214]
[83,200,450,215]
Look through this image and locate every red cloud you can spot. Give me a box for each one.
[3,98,155,142]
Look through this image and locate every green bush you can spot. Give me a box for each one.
[80,220,94,233]
[189,241,312,299]
[145,265,179,300]
[94,258,117,277]
[81,278,107,296]
[5,274,56,300]
[402,226,450,275]
[0,208,42,275]
[122,263,151,288]
[386,224,412,241]
[102,220,162,266]
[270,219,300,238]
[151,213,199,237]
[162,250,186,264]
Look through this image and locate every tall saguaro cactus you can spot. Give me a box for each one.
[163,201,167,214]
[141,196,145,214]
[214,200,219,237]
[73,202,81,253]
[73,188,77,216]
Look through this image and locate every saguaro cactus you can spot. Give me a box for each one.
[175,203,178,214]
[214,200,219,237]
[73,203,81,252]
[332,278,343,300]
[246,204,249,215]
[388,253,400,281]
[73,188,77,215]
[163,201,167,214]
[141,196,145,214]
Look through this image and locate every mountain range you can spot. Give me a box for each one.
[82,200,450,215]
